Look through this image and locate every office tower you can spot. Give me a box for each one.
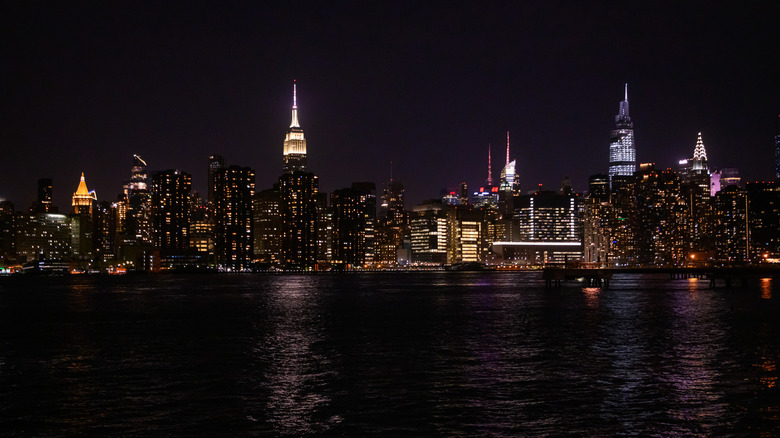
[410,200,448,265]
[119,155,153,251]
[493,190,582,265]
[331,187,366,267]
[444,206,486,264]
[151,170,192,253]
[253,186,282,264]
[583,174,611,264]
[207,154,224,206]
[72,173,97,215]
[608,84,636,188]
[633,164,686,266]
[70,173,96,259]
[377,179,408,265]
[283,80,307,174]
[315,192,333,263]
[747,181,780,260]
[280,172,319,269]
[588,174,610,202]
[15,213,71,262]
[278,81,319,269]
[683,133,713,257]
[214,165,255,271]
[32,178,56,213]
[123,155,148,195]
[93,200,116,262]
[713,186,749,262]
[330,183,376,267]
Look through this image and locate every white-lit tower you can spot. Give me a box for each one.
[608,84,636,188]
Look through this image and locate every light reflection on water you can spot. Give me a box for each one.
[0,272,778,436]
[254,276,340,435]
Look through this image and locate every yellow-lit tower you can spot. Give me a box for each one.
[72,173,97,215]
[283,80,307,173]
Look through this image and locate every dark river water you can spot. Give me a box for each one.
[0,272,778,436]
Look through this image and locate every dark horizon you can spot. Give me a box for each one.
[2,2,778,210]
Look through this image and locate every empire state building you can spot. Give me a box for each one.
[283,80,307,173]
[608,84,636,188]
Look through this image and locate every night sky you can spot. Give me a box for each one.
[2,1,778,210]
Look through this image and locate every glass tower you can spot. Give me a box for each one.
[608,84,636,188]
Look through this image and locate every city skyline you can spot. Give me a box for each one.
[2,2,778,209]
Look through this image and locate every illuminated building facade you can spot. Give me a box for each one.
[252,186,282,264]
[747,181,780,260]
[70,173,97,259]
[15,213,71,262]
[713,185,749,262]
[207,154,224,206]
[493,190,582,265]
[72,173,97,215]
[280,171,318,269]
[214,165,255,271]
[315,192,332,263]
[278,80,320,269]
[117,155,153,265]
[283,81,307,174]
[93,200,116,261]
[633,164,686,266]
[410,200,448,265]
[583,174,611,264]
[682,133,713,257]
[123,155,148,195]
[331,187,368,267]
[376,180,408,265]
[608,84,636,188]
[445,206,487,264]
[151,170,192,253]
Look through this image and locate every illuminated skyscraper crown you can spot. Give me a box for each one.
[692,132,708,171]
[283,80,307,173]
[616,83,631,125]
[608,83,636,187]
[72,172,97,214]
[693,132,707,161]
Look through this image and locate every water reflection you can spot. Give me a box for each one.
[761,278,772,299]
[253,276,340,435]
[662,287,727,428]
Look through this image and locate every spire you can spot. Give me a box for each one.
[75,172,89,196]
[693,132,708,170]
[506,131,510,166]
[290,79,300,128]
[487,143,493,186]
[616,83,631,123]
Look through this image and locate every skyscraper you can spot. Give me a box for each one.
[151,169,192,254]
[32,178,56,213]
[214,165,255,271]
[608,84,636,188]
[207,154,224,206]
[283,80,307,174]
[279,80,319,269]
[72,173,97,215]
[280,172,318,269]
